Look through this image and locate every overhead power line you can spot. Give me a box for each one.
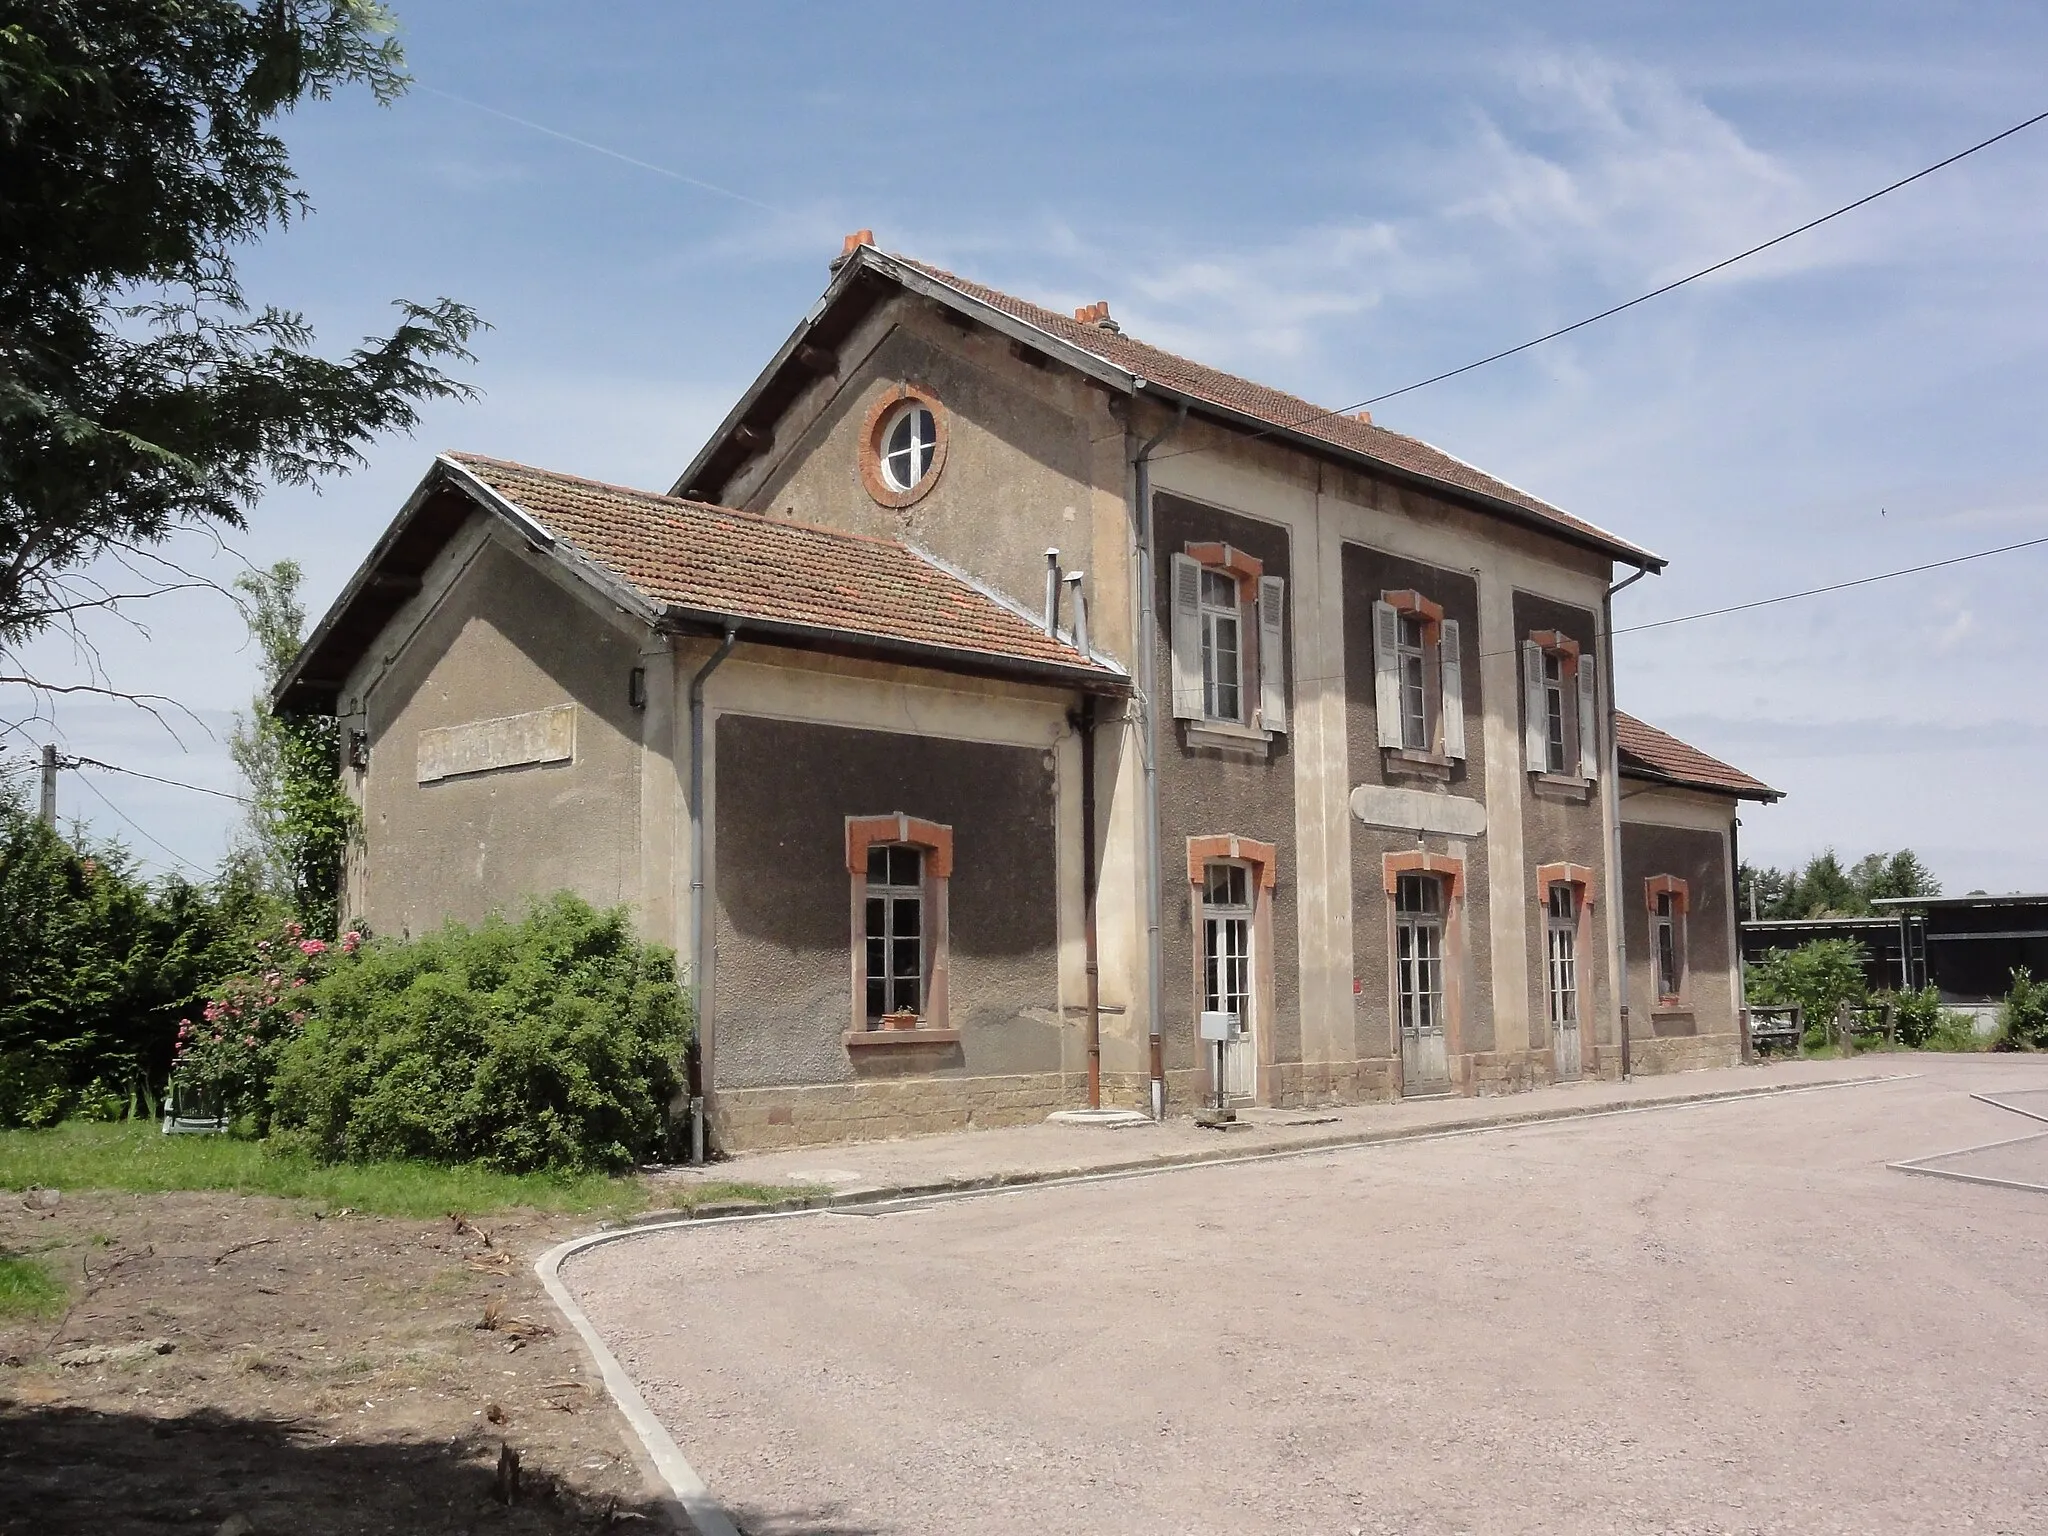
[69,755,251,804]
[1155,103,2048,461]
[1610,533,2048,640]
[68,771,211,878]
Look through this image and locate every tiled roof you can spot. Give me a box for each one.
[1616,711,1780,801]
[887,253,1658,565]
[442,453,1119,684]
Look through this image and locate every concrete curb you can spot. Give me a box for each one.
[535,1070,1911,1533]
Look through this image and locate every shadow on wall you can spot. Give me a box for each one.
[0,1402,882,1536]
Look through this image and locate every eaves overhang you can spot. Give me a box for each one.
[1618,756,1783,804]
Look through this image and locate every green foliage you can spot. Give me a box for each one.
[0,779,265,1126]
[0,1119,638,1218]
[270,895,691,1174]
[1927,1008,1989,1053]
[1996,968,2048,1052]
[0,0,481,663]
[227,560,355,935]
[0,1252,67,1318]
[167,919,354,1127]
[1885,986,1945,1049]
[1746,938,1869,1034]
[1739,848,1941,920]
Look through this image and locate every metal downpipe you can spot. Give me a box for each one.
[1133,399,1188,1120]
[1603,566,1650,1081]
[687,621,740,1163]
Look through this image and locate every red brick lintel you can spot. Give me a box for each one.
[1382,850,1464,896]
[846,814,955,878]
[1186,834,1278,889]
[1645,873,1690,914]
[1535,861,1599,904]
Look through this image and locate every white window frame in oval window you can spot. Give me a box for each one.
[860,385,949,509]
[879,402,938,493]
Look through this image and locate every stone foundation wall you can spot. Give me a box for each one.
[712,1071,1083,1152]
[1627,1033,1740,1076]
[712,1037,1723,1151]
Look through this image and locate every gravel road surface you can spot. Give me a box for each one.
[568,1064,2048,1535]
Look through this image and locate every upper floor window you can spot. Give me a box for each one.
[1169,545,1288,739]
[1195,567,1244,721]
[1521,629,1598,782]
[880,403,938,493]
[1371,590,1465,761]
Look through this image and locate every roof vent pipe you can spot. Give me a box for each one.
[1064,570,1088,657]
[1044,549,1062,635]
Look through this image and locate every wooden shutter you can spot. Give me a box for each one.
[1257,574,1288,734]
[1372,600,1403,748]
[1439,617,1466,760]
[1169,553,1203,720]
[1521,640,1547,772]
[1577,655,1600,782]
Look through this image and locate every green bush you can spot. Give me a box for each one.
[0,780,269,1127]
[1886,986,1944,1049]
[269,894,690,1173]
[1747,939,1869,1042]
[1927,1008,1988,1053]
[1996,968,2048,1052]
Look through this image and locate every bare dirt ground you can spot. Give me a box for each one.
[0,1193,673,1535]
[569,1062,2048,1536]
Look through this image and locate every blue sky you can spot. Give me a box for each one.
[8,1,2048,892]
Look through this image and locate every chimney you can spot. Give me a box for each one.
[1072,301,1119,332]
[1353,409,1373,425]
[830,229,876,271]
[1044,549,1063,635]
[1064,570,1089,656]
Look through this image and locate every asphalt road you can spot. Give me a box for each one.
[568,1063,2048,1535]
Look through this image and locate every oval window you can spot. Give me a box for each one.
[880,403,938,493]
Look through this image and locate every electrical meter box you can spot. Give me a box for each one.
[1199,1010,1240,1042]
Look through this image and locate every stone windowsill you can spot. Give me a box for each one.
[1383,747,1454,782]
[844,1026,962,1048]
[1183,718,1274,757]
[1530,772,1593,803]
[1651,1004,1694,1019]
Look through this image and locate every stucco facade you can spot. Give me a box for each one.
[286,239,1782,1152]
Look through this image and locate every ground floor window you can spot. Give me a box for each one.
[1202,862,1252,1021]
[865,844,924,1020]
[1395,873,1446,1038]
[1546,882,1580,1032]
[1649,879,1689,1003]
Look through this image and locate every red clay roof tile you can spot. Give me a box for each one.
[886,253,1657,565]
[443,453,1118,684]
[1616,711,1779,800]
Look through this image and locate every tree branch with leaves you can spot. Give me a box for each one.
[0,0,483,721]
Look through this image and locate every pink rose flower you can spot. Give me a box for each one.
[299,938,327,956]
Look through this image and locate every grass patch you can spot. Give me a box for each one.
[0,1254,67,1319]
[0,1122,644,1220]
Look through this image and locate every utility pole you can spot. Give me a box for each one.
[39,744,58,828]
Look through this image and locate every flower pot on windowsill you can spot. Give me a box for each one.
[882,1009,922,1031]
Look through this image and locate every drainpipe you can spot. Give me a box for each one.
[1075,695,1103,1107]
[687,620,740,1163]
[1133,397,1188,1120]
[1603,564,1650,1081]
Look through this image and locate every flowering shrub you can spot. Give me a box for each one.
[269,894,689,1172]
[168,920,362,1125]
